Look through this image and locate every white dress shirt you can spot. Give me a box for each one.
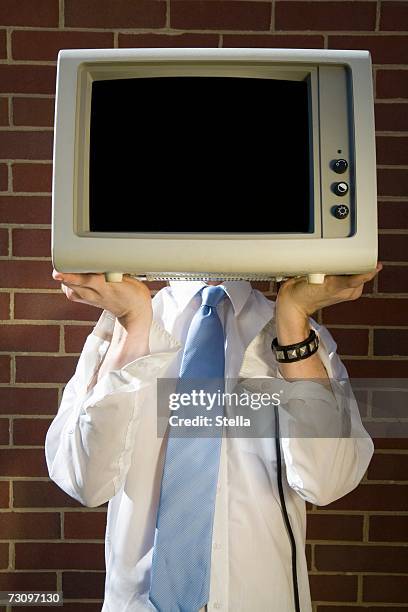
[45,280,374,612]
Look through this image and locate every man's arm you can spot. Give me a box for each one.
[45,272,181,508]
[272,265,382,506]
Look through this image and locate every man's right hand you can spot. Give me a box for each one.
[52,269,153,331]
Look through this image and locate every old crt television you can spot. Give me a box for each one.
[52,48,377,284]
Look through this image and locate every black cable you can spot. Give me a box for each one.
[274,404,301,612]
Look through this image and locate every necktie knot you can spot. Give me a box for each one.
[201,285,227,308]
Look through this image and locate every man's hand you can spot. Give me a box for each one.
[276,262,383,319]
[52,270,152,331]
[274,262,383,381]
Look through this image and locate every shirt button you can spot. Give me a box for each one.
[213,603,222,609]
[213,542,221,550]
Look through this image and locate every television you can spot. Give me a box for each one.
[52,48,377,284]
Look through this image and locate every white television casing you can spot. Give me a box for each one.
[52,48,377,283]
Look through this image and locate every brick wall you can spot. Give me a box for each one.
[0,1,407,610]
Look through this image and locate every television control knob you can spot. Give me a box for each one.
[331,159,348,174]
[333,181,349,196]
[333,204,350,219]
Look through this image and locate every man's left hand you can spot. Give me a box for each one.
[276,262,383,317]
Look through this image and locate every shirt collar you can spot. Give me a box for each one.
[169,280,253,317]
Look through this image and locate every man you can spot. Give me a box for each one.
[45,264,382,611]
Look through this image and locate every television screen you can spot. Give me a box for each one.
[89,76,312,233]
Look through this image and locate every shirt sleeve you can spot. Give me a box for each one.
[44,309,182,508]
[275,317,374,506]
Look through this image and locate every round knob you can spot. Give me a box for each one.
[332,181,349,196]
[332,204,350,219]
[331,159,348,174]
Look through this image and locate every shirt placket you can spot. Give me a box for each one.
[207,433,229,611]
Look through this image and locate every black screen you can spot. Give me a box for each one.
[89,76,312,233]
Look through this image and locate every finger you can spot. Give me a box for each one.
[54,272,105,289]
[327,267,379,290]
[61,282,99,303]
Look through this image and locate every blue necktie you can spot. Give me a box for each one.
[149,285,228,612]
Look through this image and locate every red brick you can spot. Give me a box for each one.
[0,196,51,224]
[0,356,10,383]
[317,606,404,612]
[0,572,56,591]
[0,324,59,352]
[64,511,106,539]
[378,201,408,230]
[343,359,408,377]
[0,132,52,161]
[15,292,100,321]
[12,30,114,62]
[0,293,9,319]
[0,261,57,289]
[0,164,8,191]
[371,389,407,419]
[223,34,324,48]
[377,265,408,293]
[306,513,363,541]
[315,544,408,572]
[0,65,56,95]
[309,573,358,602]
[13,417,53,446]
[322,296,408,326]
[15,355,78,383]
[15,542,105,570]
[369,515,408,542]
[375,102,408,131]
[324,327,369,356]
[276,1,376,31]
[379,234,408,261]
[62,571,105,599]
[381,1,408,31]
[13,480,83,508]
[170,1,272,31]
[374,329,408,356]
[18,605,102,612]
[118,32,219,48]
[12,228,51,257]
[329,35,408,65]
[0,30,6,60]
[0,448,47,477]
[377,136,408,166]
[0,419,9,445]
[377,69,408,99]
[367,452,408,480]
[64,325,95,353]
[378,168,408,197]
[0,387,58,416]
[0,482,9,508]
[0,543,8,569]
[0,512,60,539]
[65,0,166,28]
[13,98,54,128]
[0,0,59,27]
[0,228,8,256]
[374,438,408,450]
[364,575,408,603]
[0,97,8,125]
[326,483,408,511]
